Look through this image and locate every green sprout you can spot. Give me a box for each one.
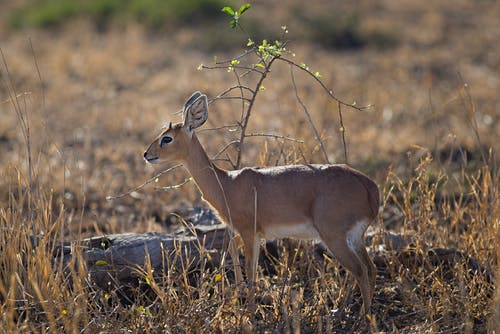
[227,58,240,72]
[221,4,251,28]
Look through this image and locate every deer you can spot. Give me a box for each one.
[143,91,380,316]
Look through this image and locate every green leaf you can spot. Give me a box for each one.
[238,4,251,15]
[221,6,234,16]
[230,19,237,28]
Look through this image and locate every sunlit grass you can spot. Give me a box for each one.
[0,1,499,331]
[0,147,497,332]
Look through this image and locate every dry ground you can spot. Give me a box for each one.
[0,0,499,332]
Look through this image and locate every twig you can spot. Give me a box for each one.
[245,132,304,143]
[280,56,370,111]
[214,47,256,65]
[211,157,232,164]
[213,154,238,169]
[214,85,255,97]
[211,96,252,103]
[106,163,183,200]
[233,65,246,124]
[198,124,240,132]
[212,140,240,160]
[337,102,348,164]
[201,64,265,75]
[289,65,330,164]
[156,177,193,191]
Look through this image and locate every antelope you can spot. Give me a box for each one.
[143,92,380,316]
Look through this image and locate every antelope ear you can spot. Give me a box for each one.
[183,92,208,131]
[184,91,202,110]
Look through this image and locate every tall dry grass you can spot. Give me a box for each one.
[0,151,497,332]
[1,49,498,334]
[1,1,499,331]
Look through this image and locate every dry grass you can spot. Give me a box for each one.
[1,0,499,332]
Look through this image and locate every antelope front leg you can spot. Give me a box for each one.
[227,237,243,285]
[242,233,260,310]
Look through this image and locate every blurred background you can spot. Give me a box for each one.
[1,0,499,235]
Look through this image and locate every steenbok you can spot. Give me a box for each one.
[144,92,380,316]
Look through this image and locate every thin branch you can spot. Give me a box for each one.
[198,124,240,132]
[234,65,265,74]
[225,153,236,169]
[211,96,252,103]
[214,47,256,65]
[280,56,370,111]
[211,155,237,169]
[156,177,193,191]
[337,102,348,164]
[289,65,330,164]
[212,140,240,160]
[106,164,184,200]
[246,132,304,143]
[1,92,31,104]
[212,157,232,163]
[233,66,246,123]
[210,85,255,101]
[200,64,265,75]
[240,69,255,78]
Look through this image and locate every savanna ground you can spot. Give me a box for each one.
[0,0,499,332]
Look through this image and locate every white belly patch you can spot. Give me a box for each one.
[262,221,321,240]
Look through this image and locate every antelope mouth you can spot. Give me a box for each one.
[144,152,160,164]
[145,157,159,164]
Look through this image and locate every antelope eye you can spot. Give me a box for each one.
[159,136,173,147]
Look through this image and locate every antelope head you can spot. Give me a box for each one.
[143,92,208,164]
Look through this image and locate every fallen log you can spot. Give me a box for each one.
[36,207,491,298]
[83,224,229,290]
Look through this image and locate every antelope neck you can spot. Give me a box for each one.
[183,134,231,218]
